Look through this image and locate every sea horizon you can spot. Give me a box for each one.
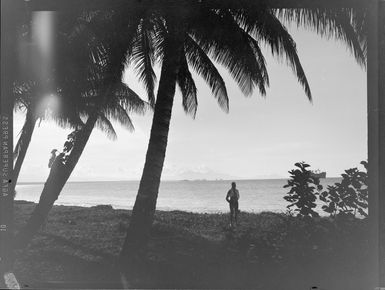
[17,176,341,184]
[15,178,342,214]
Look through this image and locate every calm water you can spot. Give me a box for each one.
[15,178,341,214]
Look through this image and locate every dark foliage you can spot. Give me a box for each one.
[59,130,81,164]
[284,161,368,219]
[283,162,323,218]
[320,161,368,218]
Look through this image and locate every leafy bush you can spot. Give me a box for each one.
[319,161,368,218]
[283,162,323,218]
[284,161,368,218]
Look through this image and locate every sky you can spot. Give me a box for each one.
[14,23,367,182]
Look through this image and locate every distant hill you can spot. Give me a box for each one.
[250,173,285,180]
[167,168,240,181]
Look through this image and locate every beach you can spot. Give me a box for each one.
[12,200,370,289]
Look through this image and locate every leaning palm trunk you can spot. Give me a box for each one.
[15,113,98,248]
[119,29,184,265]
[12,109,37,195]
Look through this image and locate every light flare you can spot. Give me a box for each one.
[36,93,61,117]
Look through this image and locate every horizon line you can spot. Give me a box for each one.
[17,176,341,184]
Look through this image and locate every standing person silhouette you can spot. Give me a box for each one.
[226,182,240,227]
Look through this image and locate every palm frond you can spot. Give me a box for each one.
[233,9,312,100]
[177,53,198,117]
[275,8,366,67]
[228,13,270,95]
[129,17,157,106]
[350,8,367,60]
[88,81,147,136]
[189,9,267,97]
[152,16,167,62]
[103,102,135,132]
[89,11,143,85]
[13,81,35,111]
[184,36,229,112]
[48,113,85,130]
[111,82,149,114]
[245,35,270,93]
[95,114,117,140]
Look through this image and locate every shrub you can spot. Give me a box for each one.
[284,161,368,219]
[283,162,323,218]
[319,161,368,218]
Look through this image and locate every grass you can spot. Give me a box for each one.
[12,200,371,289]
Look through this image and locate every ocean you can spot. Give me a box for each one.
[15,178,341,214]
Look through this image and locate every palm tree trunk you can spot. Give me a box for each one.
[12,109,37,195]
[119,28,184,265]
[15,113,98,248]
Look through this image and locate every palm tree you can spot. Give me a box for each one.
[11,11,91,195]
[12,82,39,196]
[12,80,84,197]
[15,11,148,247]
[117,3,366,266]
[16,80,146,247]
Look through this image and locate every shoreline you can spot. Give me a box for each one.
[14,199,286,215]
